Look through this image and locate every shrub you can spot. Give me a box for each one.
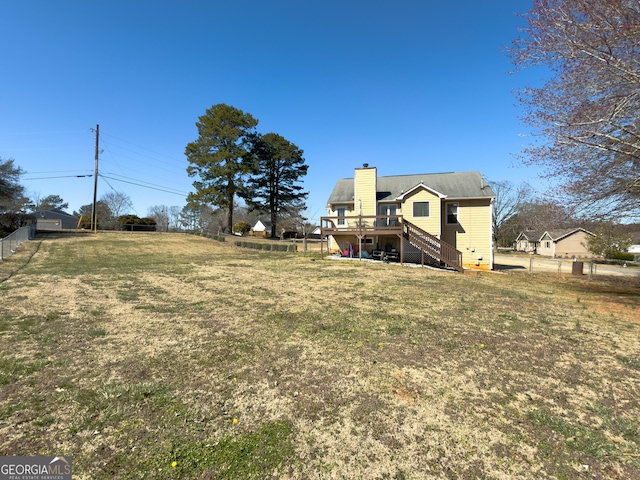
[233,221,251,236]
[610,252,635,261]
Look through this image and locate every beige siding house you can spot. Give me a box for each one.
[320,165,496,271]
[537,228,595,258]
[515,230,543,253]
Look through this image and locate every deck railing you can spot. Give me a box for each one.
[402,221,463,272]
[320,215,403,232]
[321,215,464,272]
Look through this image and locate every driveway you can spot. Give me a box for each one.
[493,253,640,277]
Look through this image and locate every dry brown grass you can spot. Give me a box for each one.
[0,232,639,479]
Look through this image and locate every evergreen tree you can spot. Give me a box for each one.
[185,104,258,233]
[244,133,308,238]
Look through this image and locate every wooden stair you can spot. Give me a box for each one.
[402,220,464,273]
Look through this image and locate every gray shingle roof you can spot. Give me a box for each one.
[516,230,544,242]
[543,228,595,241]
[327,171,495,205]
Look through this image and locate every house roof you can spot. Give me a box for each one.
[516,230,544,242]
[327,171,495,205]
[542,228,595,242]
[517,227,595,243]
[252,220,272,230]
[34,209,78,220]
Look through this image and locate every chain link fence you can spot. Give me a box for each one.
[1,225,36,261]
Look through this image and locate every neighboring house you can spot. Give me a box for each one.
[310,226,322,239]
[320,165,496,271]
[34,209,79,230]
[514,230,543,253]
[251,220,272,237]
[517,228,596,258]
[627,232,640,256]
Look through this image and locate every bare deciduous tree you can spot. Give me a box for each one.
[147,205,170,232]
[100,191,132,229]
[491,180,533,248]
[510,0,640,219]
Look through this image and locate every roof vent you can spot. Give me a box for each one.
[363,163,369,168]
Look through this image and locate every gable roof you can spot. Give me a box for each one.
[515,230,543,242]
[395,182,447,200]
[541,228,595,242]
[252,220,272,230]
[327,171,495,205]
[517,227,595,243]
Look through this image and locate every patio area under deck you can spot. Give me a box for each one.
[320,214,405,261]
[320,214,464,272]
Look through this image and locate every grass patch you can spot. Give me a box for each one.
[0,232,638,479]
[168,420,294,478]
[0,357,48,385]
[617,355,640,370]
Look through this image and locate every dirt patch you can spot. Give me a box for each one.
[0,232,638,479]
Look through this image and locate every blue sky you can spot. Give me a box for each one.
[1,0,541,223]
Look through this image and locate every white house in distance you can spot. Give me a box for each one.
[251,220,272,237]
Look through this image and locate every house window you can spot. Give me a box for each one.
[545,241,551,248]
[413,201,429,217]
[336,207,346,225]
[446,203,458,224]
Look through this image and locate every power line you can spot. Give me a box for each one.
[99,174,189,196]
[100,171,189,195]
[22,174,93,180]
[100,175,140,217]
[100,143,184,187]
[3,130,88,136]
[25,170,93,174]
[100,131,183,162]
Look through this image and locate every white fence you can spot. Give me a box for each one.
[1,225,36,261]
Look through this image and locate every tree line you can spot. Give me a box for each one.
[4,0,640,246]
[0,156,302,236]
[491,179,637,258]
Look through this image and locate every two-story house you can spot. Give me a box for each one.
[320,165,496,271]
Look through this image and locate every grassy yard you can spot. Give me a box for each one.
[0,232,639,479]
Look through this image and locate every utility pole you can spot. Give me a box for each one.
[91,124,99,232]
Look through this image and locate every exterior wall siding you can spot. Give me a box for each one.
[402,189,442,237]
[538,234,554,256]
[354,167,377,216]
[554,231,593,258]
[441,199,492,270]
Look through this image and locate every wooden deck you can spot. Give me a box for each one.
[320,215,464,272]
